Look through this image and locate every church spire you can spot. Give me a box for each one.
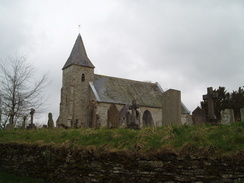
[62,34,95,70]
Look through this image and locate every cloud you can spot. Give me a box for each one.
[0,0,243,122]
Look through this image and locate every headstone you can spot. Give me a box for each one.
[27,108,37,129]
[47,113,54,129]
[192,106,206,125]
[162,89,181,125]
[241,108,244,122]
[221,109,235,124]
[203,87,218,123]
[21,115,27,129]
[88,100,98,128]
[5,123,14,130]
[107,104,119,128]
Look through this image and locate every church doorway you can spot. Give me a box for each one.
[107,104,119,128]
[143,110,154,127]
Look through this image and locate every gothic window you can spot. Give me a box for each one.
[81,74,85,82]
[143,110,154,127]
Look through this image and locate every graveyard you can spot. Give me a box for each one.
[0,86,244,182]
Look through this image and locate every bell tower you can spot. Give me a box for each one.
[58,34,95,127]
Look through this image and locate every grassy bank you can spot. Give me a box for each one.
[0,122,243,156]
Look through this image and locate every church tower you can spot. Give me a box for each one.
[58,34,95,127]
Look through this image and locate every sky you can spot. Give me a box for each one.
[0,0,244,125]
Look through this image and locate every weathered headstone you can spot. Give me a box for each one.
[27,108,37,129]
[88,100,98,128]
[203,87,218,123]
[21,115,27,129]
[240,108,244,122]
[221,109,235,124]
[107,104,119,128]
[192,106,206,125]
[162,89,181,125]
[47,113,54,129]
[119,104,130,127]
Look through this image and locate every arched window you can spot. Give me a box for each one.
[143,110,154,127]
[81,74,85,82]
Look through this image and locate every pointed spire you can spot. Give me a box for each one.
[62,34,95,70]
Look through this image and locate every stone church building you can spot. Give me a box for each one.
[57,34,190,128]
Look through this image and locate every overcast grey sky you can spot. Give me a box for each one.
[1,0,244,124]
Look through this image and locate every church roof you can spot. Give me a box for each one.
[63,34,95,69]
[92,74,164,108]
[91,74,190,113]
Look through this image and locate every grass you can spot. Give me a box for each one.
[0,171,45,183]
[0,122,243,156]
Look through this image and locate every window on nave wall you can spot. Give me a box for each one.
[143,110,154,127]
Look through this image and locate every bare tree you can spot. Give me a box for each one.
[0,54,49,129]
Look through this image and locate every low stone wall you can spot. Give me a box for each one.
[0,143,243,183]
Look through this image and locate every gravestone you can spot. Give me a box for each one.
[220,109,235,124]
[27,108,37,129]
[203,87,218,123]
[47,113,54,129]
[192,106,206,125]
[241,108,244,122]
[21,115,27,129]
[162,89,181,125]
[107,104,119,128]
[88,100,98,128]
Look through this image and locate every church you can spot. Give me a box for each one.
[56,34,191,128]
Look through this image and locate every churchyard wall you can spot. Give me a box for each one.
[0,143,243,183]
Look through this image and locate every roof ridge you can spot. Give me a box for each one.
[94,74,156,85]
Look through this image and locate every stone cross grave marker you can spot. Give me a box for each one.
[203,87,218,123]
[128,99,140,129]
[27,108,37,129]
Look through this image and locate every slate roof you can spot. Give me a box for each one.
[62,34,95,69]
[92,74,164,108]
[91,74,190,113]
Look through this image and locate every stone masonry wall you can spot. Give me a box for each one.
[97,103,162,128]
[58,65,95,127]
[0,143,243,183]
